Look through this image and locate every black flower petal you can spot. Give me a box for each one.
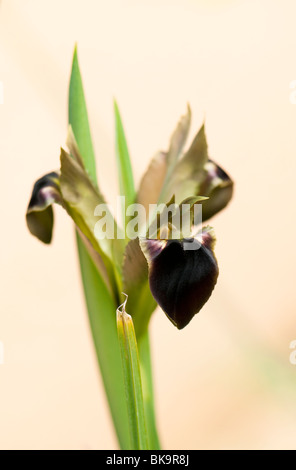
[199,160,234,222]
[26,171,61,244]
[140,230,219,329]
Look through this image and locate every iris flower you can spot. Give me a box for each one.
[26,105,233,332]
[25,46,235,450]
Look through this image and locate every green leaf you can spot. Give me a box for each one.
[114,100,136,227]
[137,331,160,450]
[77,235,130,449]
[76,229,113,296]
[68,46,130,449]
[117,296,149,450]
[69,45,97,183]
[122,242,161,448]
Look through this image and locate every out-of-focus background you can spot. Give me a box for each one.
[1,0,296,450]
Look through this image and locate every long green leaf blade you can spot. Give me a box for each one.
[114,104,161,448]
[69,45,97,183]
[138,331,160,449]
[114,100,136,226]
[77,235,129,448]
[68,46,129,449]
[117,297,148,450]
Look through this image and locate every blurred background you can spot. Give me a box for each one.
[1,0,296,450]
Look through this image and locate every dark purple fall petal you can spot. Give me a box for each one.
[198,160,234,222]
[141,231,219,329]
[26,172,61,244]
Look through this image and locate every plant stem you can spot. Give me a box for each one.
[117,300,149,449]
[76,233,130,449]
[138,329,161,449]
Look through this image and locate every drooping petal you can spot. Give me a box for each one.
[26,171,61,244]
[198,159,234,222]
[59,147,125,291]
[140,228,218,329]
[26,133,124,297]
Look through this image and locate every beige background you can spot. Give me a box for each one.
[1,0,296,450]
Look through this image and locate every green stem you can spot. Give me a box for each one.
[138,329,161,450]
[69,45,160,450]
[76,233,130,449]
[117,301,149,449]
